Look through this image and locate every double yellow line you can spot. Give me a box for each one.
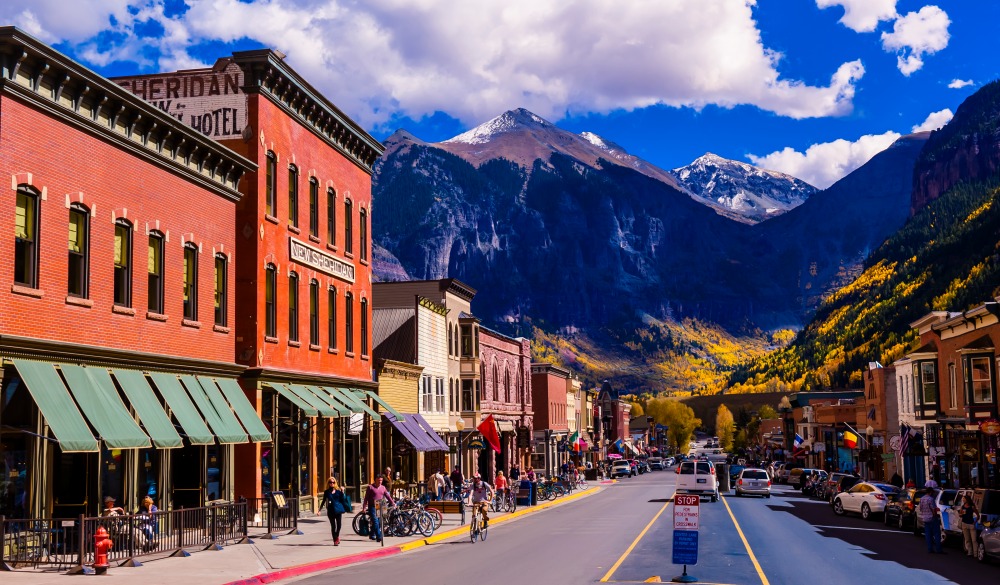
[599,495,770,585]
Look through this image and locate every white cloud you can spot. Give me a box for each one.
[747,132,901,189]
[881,6,951,76]
[911,108,953,132]
[0,0,867,130]
[816,0,898,32]
[948,79,974,89]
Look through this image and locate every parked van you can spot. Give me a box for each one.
[676,460,719,502]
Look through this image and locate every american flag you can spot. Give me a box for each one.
[898,423,911,456]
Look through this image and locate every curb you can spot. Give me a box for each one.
[222,486,602,585]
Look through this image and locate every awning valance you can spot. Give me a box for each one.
[411,413,450,450]
[12,359,99,453]
[111,368,184,449]
[386,412,436,451]
[213,378,271,442]
[495,420,515,433]
[60,364,151,449]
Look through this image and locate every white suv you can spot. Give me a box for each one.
[611,460,633,478]
[676,460,719,502]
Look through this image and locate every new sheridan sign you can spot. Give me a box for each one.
[288,237,355,283]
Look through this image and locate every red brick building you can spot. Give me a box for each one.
[478,327,532,481]
[0,28,264,519]
[531,363,570,475]
[116,50,385,507]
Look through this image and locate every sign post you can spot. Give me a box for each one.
[671,494,700,583]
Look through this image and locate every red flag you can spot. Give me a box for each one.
[477,414,502,453]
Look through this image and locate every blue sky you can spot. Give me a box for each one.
[3,1,997,188]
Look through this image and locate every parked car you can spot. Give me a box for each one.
[676,460,719,502]
[975,488,1000,563]
[611,460,633,478]
[734,468,771,498]
[821,472,858,503]
[884,487,923,530]
[637,460,651,474]
[664,457,676,467]
[833,482,899,520]
[775,463,797,484]
[728,464,746,485]
[648,457,665,471]
[787,468,822,490]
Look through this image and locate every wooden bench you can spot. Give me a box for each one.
[425,500,465,524]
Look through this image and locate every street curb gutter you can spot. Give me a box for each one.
[222,486,603,585]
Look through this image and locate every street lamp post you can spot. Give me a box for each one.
[866,425,875,481]
[456,418,465,477]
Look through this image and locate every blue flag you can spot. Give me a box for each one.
[794,433,804,447]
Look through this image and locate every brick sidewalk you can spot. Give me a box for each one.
[3,487,600,585]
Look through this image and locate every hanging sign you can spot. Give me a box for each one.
[348,412,364,435]
[467,438,486,450]
[979,419,1000,436]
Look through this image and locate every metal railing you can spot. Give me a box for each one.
[246,496,299,538]
[0,501,248,573]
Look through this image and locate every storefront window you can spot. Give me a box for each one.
[206,445,224,502]
[135,448,160,504]
[101,447,126,502]
[1,375,32,518]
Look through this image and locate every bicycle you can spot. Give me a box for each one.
[469,501,489,543]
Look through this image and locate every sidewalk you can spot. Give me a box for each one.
[4,486,601,585]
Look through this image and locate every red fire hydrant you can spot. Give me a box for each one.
[93,526,113,574]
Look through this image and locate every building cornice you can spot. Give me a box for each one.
[231,49,384,175]
[0,27,254,202]
[0,334,243,377]
[440,278,477,302]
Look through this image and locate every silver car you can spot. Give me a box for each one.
[734,468,771,498]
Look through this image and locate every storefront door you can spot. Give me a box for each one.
[171,445,203,509]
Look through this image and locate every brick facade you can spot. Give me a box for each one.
[479,327,533,476]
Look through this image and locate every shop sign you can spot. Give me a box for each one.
[289,237,355,283]
[881,453,895,462]
[980,419,1000,436]
[394,442,412,456]
[468,438,486,450]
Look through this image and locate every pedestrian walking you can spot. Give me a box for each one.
[918,483,944,554]
[319,477,350,545]
[450,465,464,500]
[959,494,978,557]
[361,475,394,541]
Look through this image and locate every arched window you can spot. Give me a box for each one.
[328,286,337,350]
[360,297,369,355]
[308,178,319,237]
[359,207,368,262]
[68,203,90,298]
[147,231,164,313]
[288,164,299,228]
[214,253,227,326]
[288,271,299,341]
[344,198,353,254]
[447,324,454,357]
[113,219,133,307]
[265,151,277,216]
[182,242,198,320]
[14,186,40,288]
[344,291,354,353]
[493,364,499,402]
[505,369,511,403]
[265,264,277,337]
[309,279,319,345]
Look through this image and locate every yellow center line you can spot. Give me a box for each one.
[721,496,770,585]
[600,499,671,582]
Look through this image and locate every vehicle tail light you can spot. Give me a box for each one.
[874,494,885,500]
[767,480,771,487]
[738,479,743,486]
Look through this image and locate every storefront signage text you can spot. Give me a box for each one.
[980,419,1000,436]
[289,237,355,283]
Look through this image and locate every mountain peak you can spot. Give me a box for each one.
[444,108,553,145]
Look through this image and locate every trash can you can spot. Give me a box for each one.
[585,468,598,481]
[716,463,731,492]
[517,480,536,506]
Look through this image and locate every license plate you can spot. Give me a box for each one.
[697,478,706,483]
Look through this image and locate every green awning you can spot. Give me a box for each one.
[211,377,271,442]
[305,385,350,417]
[329,387,380,419]
[269,383,318,417]
[180,375,247,444]
[287,384,341,418]
[110,369,183,449]
[12,359,98,452]
[148,372,214,445]
[364,390,405,422]
[313,386,356,414]
[60,364,150,449]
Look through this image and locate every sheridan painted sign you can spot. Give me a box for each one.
[114,61,246,139]
[288,237,355,283]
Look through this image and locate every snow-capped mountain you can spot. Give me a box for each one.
[670,153,817,224]
[433,108,685,191]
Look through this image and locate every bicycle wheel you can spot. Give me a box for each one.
[470,517,479,543]
[577,480,588,490]
[416,511,435,537]
[481,517,488,541]
[508,493,517,513]
[353,512,369,536]
[425,507,443,529]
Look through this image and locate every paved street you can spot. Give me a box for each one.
[294,471,993,585]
